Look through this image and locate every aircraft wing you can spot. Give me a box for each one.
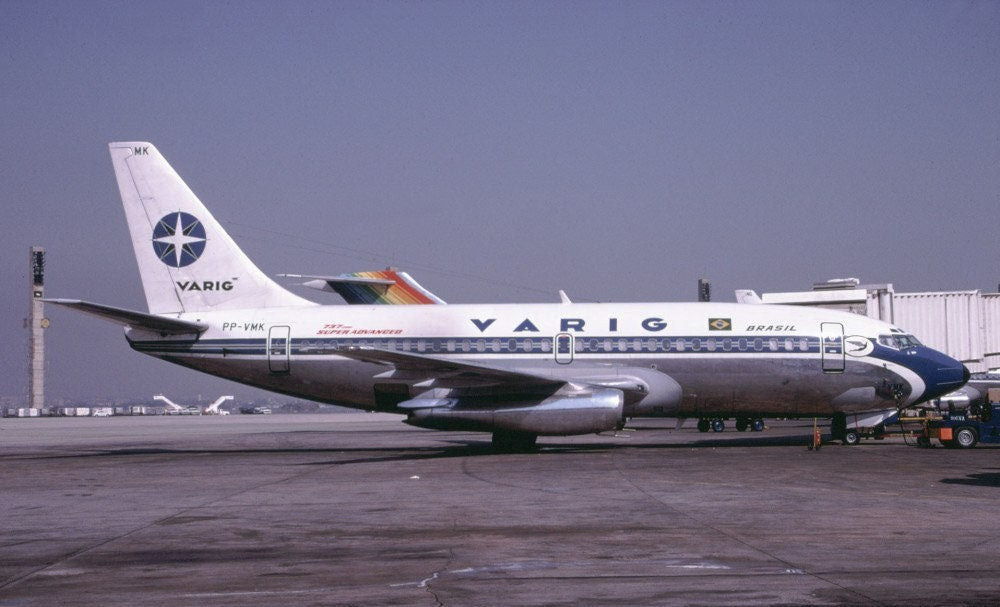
[331,346,564,391]
[333,347,660,437]
[330,347,665,403]
[44,299,208,335]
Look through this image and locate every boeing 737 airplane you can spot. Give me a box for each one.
[48,142,969,450]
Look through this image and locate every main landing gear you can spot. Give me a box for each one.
[697,417,765,433]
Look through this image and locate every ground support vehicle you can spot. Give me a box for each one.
[919,395,1000,449]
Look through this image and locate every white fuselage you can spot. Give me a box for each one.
[127,301,953,419]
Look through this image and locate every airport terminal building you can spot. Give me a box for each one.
[755,279,1000,374]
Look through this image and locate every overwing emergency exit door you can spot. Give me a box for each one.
[554,333,574,364]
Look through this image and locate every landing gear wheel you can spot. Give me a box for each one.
[711,419,725,433]
[751,419,765,432]
[954,427,978,449]
[492,431,538,453]
[736,417,748,432]
[842,429,861,446]
[697,419,710,433]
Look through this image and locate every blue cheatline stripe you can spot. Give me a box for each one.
[130,335,823,357]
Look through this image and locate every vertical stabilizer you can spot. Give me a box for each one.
[109,142,314,314]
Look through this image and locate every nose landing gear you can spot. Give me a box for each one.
[830,412,861,445]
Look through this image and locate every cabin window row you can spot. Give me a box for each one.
[295,336,816,355]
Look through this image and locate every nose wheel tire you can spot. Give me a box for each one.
[842,429,861,446]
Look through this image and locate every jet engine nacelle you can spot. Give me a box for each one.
[530,367,683,418]
[591,367,684,418]
[400,388,624,436]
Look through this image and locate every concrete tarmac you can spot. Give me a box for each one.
[1,414,998,606]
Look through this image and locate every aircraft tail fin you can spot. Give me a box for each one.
[109,142,314,314]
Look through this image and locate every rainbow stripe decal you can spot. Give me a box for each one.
[331,270,445,305]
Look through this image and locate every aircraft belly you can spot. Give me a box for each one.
[625,357,905,417]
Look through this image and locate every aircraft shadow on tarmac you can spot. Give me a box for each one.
[20,431,907,468]
[939,470,1000,488]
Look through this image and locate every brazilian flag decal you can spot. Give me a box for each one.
[708,318,732,331]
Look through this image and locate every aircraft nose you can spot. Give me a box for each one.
[919,352,970,403]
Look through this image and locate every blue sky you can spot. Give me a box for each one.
[2,1,998,402]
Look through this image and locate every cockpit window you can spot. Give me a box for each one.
[895,334,922,348]
[878,334,922,349]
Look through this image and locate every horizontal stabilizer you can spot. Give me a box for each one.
[281,269,445,304]
[44,299,207,335]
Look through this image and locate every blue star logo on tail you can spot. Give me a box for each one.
[152,212,206,268]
